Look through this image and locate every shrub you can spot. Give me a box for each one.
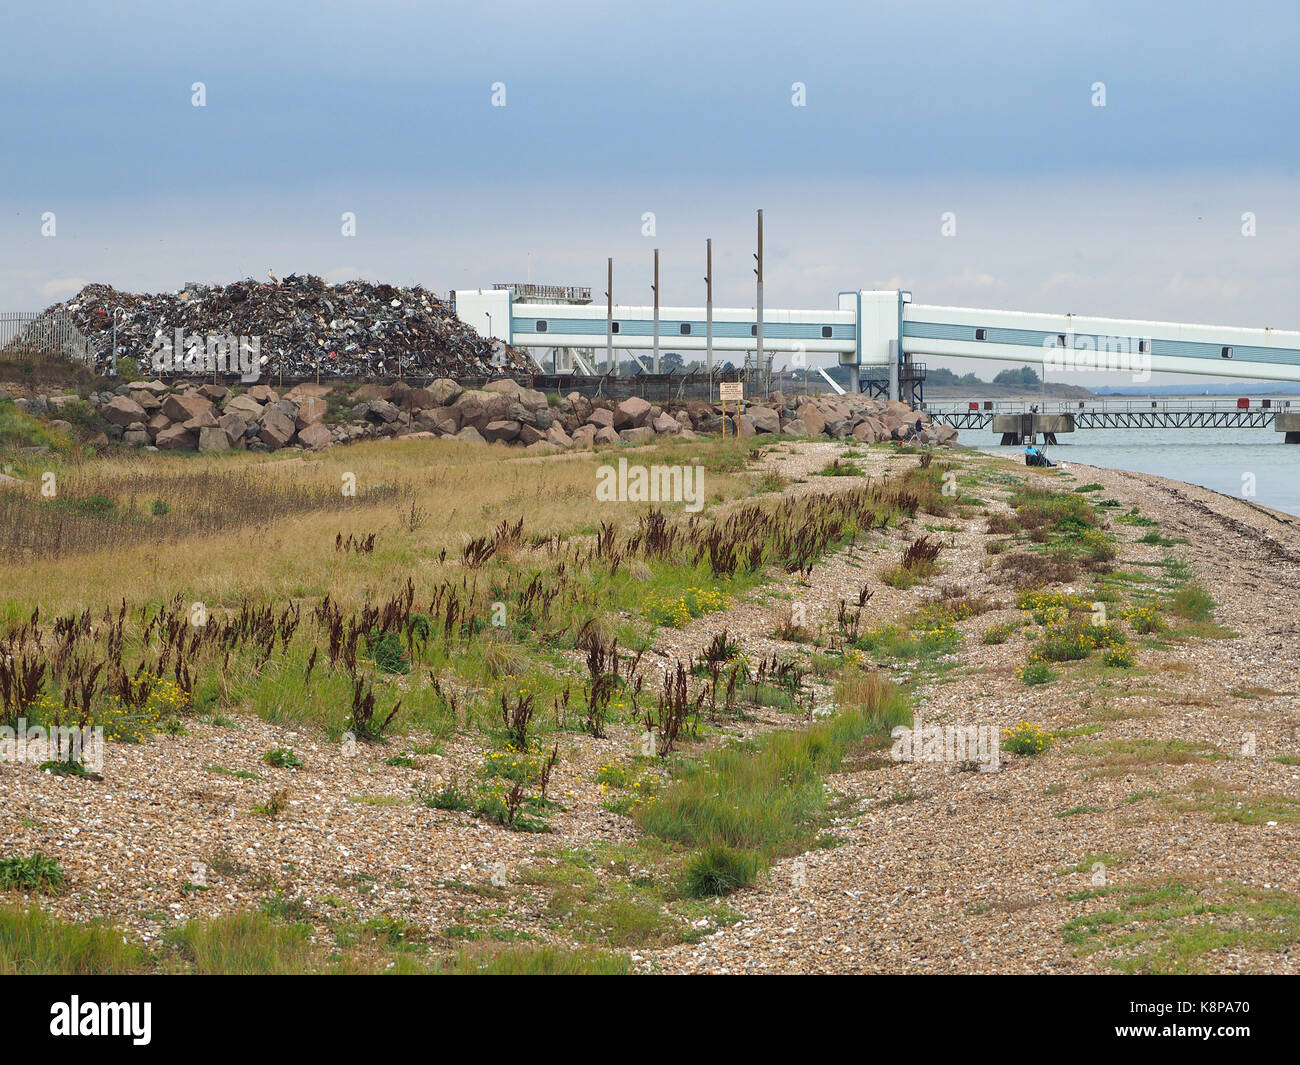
[0,854,64,895]
[262,747,304,768]
[251,788,291,817]
[1102,646,1136,668]
[1039,624,1094,662]
[1171,583,1215,622]
[1122,605,1167,634]
[1082,621,1128,649]
[815,458,863,477]
[1016,660,1053,686]
[682,845,761,898]
[364,629,410,674]
[643,586,730,627]
[981,621,1019,645]
[1002,720,1053,755]
[417,776,473,811]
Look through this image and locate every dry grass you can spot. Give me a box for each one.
[0,437,757,620]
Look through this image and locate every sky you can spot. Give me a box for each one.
[2,0,1298,383]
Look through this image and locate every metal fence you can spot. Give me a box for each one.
[0,311,94,363]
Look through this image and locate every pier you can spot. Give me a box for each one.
[925,399,1300,444]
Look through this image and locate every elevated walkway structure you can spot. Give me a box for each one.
[454,285,1300,433]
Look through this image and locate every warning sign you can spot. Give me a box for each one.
[718,382,744,401]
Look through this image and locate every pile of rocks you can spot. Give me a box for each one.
[38,276,530,378]
[14,379,957,454]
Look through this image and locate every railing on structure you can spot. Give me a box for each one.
[925,398,1295,431]
[0,311,95,364]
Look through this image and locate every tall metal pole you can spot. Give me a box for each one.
[606,258,614,375]
[705,238,713,385]
[652,247,660,375]
[755,210,764,391]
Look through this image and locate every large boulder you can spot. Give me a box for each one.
[735,414,756,438]
[619,426,654,444]
[427,378,463,406]
[364,399,401,424]
[397,387,436,411]
[297,422,333,449]
[795,402,827,437]
[614,396,652,430]
[481,419,522,443]
[452,389,509,431]
[101,395,147,427]
[218,411,249,440]
[571,424,597,449]
[197,426,232,452]
[565,392,593,422]
[518,424,547,446]
[518,388,549,412]
[651,412,680,434]
[546,424,574,449]
[935,424,959,446]
[783,418,809,436]
[295,395,328,427]
[161,393,215,424]
[455,426,487,445]
[594,425,619,446]
[127,390,162,412]
[224,394,265,419]
[587,407,615,430]
[747,405,781,434]
[257,406,297,448]
[483,379,522,396]
[197,384,229,402]
[155,424,197,450]
[285,382,331,403]
[183,407,220,431]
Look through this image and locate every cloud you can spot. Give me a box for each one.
[1042,272,1098,291]
[948,267,1003,289]
[1163,274,1250,303]
[37,277,87,299]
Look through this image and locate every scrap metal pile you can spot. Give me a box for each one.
[40,275,529,378]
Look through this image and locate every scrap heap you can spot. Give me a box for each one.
[40,275,529,378]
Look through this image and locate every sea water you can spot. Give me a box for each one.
[979,426,1300,517]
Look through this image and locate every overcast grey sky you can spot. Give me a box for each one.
[3,0,1297,382]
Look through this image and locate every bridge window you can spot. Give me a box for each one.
[750,325,758,337]
[535,320,548,332]
[1138,340,1150,354]
[975,328,987,341]
[611,322,620,333]
[821,326,833,338]
[680,323,691,335]
[1056,334,1067,347]
[1221,346,1234,359]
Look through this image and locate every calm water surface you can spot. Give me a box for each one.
[978,425,1300,517]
